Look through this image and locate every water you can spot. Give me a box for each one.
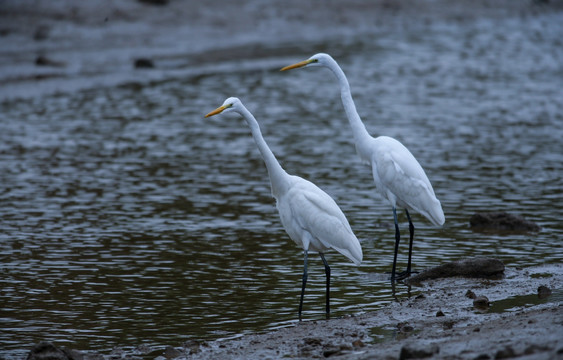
[1,7,563,358]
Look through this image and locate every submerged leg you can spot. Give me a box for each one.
[299,250,309,321]
[319,252,331,317]
[391,207,400,282]
[397,210,415,280]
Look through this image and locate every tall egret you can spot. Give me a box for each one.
[281,53,444,282]
[205,97,362,319]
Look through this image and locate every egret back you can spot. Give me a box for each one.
[370,136,445,226]
[276,176,362,265]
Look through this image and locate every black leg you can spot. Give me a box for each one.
[405,209,415,275]
[391,207,400,282]
[319,252,331,317]
[396,210,416,280]
[299,250,308,321]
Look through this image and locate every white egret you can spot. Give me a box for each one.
[281,53,444,282]
[205,97,362,319]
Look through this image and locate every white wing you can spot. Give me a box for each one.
[371,136,445,226]
[277,176,362,265]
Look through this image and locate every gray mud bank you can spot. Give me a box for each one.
[182,264,563,360]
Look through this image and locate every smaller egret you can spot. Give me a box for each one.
[205,97,362,319]
[281,53,445,282]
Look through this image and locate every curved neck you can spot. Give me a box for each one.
[327,60,372,145]
[238,105,289,197]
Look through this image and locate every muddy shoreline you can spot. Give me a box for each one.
[144,265,563,359]
[27,264,563,359]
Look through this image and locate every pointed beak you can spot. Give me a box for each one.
[280,59,313,71]
[205,105,227,118]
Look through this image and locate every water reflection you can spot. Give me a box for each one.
[1,10,563,358]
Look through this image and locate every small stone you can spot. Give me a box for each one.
[26,342,72,360]
[184,340,201,354]
[352,339,365,348]
[163,346,183,359]
[134,58,155,68]
[304,337,323,346]
[494,345,516,359]
[442,320,455,330]
[466,290,476,299]
[473,354,491,360]
[399,343,439,359]
[473,295,490,310]
[537,285,552,299]
[436,310,445,317]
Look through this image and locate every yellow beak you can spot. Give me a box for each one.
[205,105,227,118]
[280,59,313,71]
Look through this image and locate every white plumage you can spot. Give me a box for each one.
[282,53,444,281]
[205,97,362,318]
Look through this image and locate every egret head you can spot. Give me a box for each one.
[205,97,242,118]
[280,53,335,71]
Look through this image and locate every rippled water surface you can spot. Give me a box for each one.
[1,11,562,358]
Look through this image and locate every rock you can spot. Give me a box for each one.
[33,25,50,41]
[352,339,365,348]
[473,296,490,310]
[26,342,78,360]
[469,212,540,232]
[473,354,491,360]
[537,285,552,299]
[406,257,505,284]
[35,55,65,67]
[184,340,202,354]
[134,58,155,68]
[163,345,183,359]
[494,345,516,359]
[466,290,477,299]
[436,309,445,317]
[323,344,352,358]
[138,0,169,5]
[399,343,440,359]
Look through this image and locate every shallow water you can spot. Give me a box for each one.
[1,9,563,358]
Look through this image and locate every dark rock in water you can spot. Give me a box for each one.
[465,290,477,299]
[399,343,439,359]
[537,285,552,299]
[469,212,540,232]
[26,342,78,360]
[406,257,505,284]
[436,309,445,317]
[473,295,490,310]
[134,58,155,68]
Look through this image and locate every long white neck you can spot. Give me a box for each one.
[326,59,373,155]
[238,105,290,198]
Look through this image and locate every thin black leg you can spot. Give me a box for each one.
[391,207,400,282]
[405,209,415,275]
[319,252,331,317]
[396,210,416,280]
[299,250,309,321]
